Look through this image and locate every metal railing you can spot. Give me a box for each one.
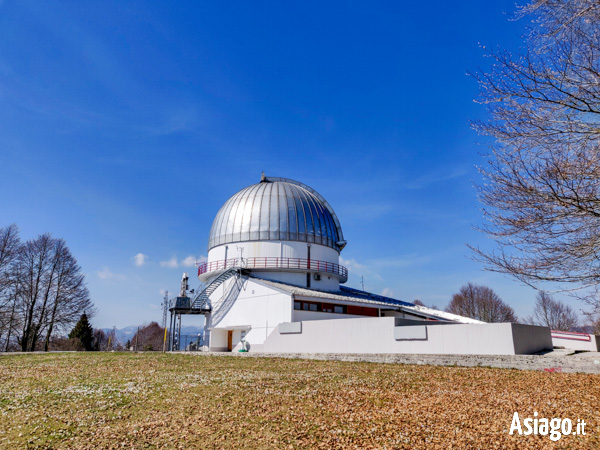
[198,257,348,279]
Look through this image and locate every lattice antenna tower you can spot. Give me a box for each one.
[161,290,169,329]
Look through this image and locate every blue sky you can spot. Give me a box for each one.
[1,1,580,329]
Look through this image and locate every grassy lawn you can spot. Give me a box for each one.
[0,352,598,448]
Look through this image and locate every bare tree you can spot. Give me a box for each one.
[92,328,108,351]
[470,1,600,305]
[0,226,95,351]
[0,225,20,350]
[42,242,94,351]
[525,292,579,331]
[131,322,165,351]
[446,283,518,323]
[106,327,124,351]
[11,232,93,351]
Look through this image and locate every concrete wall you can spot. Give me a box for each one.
[552,331,600,352]
[261,317,552,355]
[184,351,600,375]
[207,278,292,352]
[512,324,554,354]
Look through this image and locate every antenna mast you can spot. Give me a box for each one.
[161,290,169,329]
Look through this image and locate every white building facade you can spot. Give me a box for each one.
[187,174,555,355]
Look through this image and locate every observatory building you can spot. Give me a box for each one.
[169,174,558,355]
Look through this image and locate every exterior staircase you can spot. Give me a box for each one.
[189,268,241,311]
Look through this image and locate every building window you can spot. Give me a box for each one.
[294,301,355,315]
[334,305,346,314]
[347,306,378,317]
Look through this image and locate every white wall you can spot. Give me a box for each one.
[261,317,553,355]
[207,278,292,351]
[255,271,339,291]
[206,241,344,290]
[210,329,227,351]
[208,241,340,263]
[552,332,600,352]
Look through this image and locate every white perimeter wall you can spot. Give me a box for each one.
[552,334,600,352]
[261,317,553,355]
[207,278,292,352]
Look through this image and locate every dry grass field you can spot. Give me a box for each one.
[0,352,598,449]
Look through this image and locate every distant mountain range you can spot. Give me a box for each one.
[101,325,203,345]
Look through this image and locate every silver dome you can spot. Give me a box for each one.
[207,176,346,252]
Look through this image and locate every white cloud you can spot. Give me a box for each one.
[181,256,197,267]
[160,254,207,269]
[381,288,394,297]
[132,253,148,267]
[97,267,126,281]
[340,256,383,281]
[339,257,366,272]
[160,256,179,268]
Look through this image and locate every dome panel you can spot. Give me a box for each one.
[207,177,346,252]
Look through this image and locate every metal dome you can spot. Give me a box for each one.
[207,176,346,252]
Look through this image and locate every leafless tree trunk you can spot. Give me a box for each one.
[0,225,20,349]
[43,240,70,351]
[18,233,54,351]
[28,239,66,351]
[470,1,600,306]
[3,290,19,352]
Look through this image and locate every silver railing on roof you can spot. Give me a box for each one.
[197,257,348,279]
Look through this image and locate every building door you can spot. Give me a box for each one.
[227,330,233,351]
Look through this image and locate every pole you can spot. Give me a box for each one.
[135,326,139,352]
[177,314,182,351]
[169,311,174,351]
[162,326,168,353]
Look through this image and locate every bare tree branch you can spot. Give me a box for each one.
[471,1,600,308]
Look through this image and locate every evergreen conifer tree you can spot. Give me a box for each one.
[68,313,94,351]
